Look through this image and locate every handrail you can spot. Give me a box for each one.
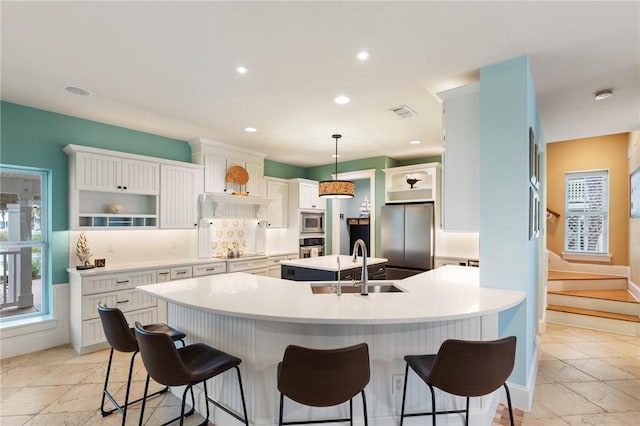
[546,208,561,218]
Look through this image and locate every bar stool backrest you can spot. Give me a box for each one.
[133,321,191,387]
[428,336,517,397]
[97,303,138,353]
[278,343,370,407]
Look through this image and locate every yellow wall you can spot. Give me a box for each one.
[547,133,629,265]
[629,131,640,284]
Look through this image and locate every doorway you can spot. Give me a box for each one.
[330,169,376,256]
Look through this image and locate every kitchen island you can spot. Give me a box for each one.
[137,266,524,426]
[280,254,388,281]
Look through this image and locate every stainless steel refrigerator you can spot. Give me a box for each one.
[380,203,434,279]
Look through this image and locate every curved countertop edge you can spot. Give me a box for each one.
[136,266,526,325]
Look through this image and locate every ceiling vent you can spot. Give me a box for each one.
[389,105,417,119]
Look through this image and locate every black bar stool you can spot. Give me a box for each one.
[134,321,249,426]
[400,336,517,426]
[277,343,370,426]
[96,303,187,425]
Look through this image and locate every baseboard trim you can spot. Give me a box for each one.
[629,279,640,301]
[502,337,538,412]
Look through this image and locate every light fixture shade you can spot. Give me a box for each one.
[319,134,355,199]
[319,180,355,198]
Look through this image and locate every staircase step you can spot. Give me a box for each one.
[548,270,626,281]
[547,291,640,316]
[547,305,640,323]
[547,305,640,336]
[546,275,628,292]
[548,289,639,303]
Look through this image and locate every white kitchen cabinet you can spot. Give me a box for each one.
[291,179,325,210]
[190,138,267,198]
[266,177,288,228]
[383,163,441,205]
[267,253,298,278]
[192,261,226,277]
[438,82,480,232]
[69,268,158,353]
[64,145,167,230]
[245,161,266,197]
[160,163,203,229]
[74,151,159,195]
[170,266,193,280]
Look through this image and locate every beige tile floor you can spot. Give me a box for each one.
[0,323,638,425]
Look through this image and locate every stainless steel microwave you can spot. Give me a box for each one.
[300,211,324,234]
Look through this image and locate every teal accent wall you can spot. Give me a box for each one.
[479,56,543,388]
[0,102,191,284]
[264,159,307,179]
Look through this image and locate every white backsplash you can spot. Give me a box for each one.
[435,230,479,259]
[199,218,266,258]
[68,229,198,268]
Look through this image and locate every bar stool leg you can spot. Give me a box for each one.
[361,390,368,426]
[349,399,353,426]
[400,362,409,426]
[465,396,469,426]
[427,384,436,426]
[278,393,284,426]
[100,348,116,416]
[235,366,249,426]
[504,383,515,426]
[139,374,151,426]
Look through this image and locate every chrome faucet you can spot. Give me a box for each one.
[335,256,342,296]
[352,239,368,296]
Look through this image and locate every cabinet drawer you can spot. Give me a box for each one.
[82,289,156,320]
[228,259,269,273]
[82,307,157,347]
[170,266,193,280]
[156,269,171,282]
[268,255,288,266]
[193,262,226,277]
[82,270,156,295]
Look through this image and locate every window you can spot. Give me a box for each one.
[0,166,48,320]
[564,170,609,255]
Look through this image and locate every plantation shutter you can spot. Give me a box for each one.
[564,170,609,254]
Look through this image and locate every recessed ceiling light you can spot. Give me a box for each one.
[334,95,350,105]
[594,89,613,100]
[357,51,370,61]
[65,86,91,96]
[244,127,257,133]
[237,66,249,75]
[409,140,422,145]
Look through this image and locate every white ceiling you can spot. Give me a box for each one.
[2,1,638,167]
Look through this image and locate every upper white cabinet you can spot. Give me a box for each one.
[64,144,201,230]
[383,163,441,205]
[160,163,203,229]
[438,82,479,232]
[190,138,266,198]
[74,151,159,195]
[291,179,325,210]
[266,177,288,228]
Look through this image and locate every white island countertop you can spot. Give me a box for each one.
[137,265,525,325]
[279,254,387,271]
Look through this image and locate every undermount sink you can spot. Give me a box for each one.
[310,281,404,294]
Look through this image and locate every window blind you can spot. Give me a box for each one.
[564,170,609,254]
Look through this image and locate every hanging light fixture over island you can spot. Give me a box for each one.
[318,134,355,198]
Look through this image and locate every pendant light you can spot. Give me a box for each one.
[318,134,355,198]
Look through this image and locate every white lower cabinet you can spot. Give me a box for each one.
[70,269,158,353]
[267,253,298,278]
[193,262,226,276]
